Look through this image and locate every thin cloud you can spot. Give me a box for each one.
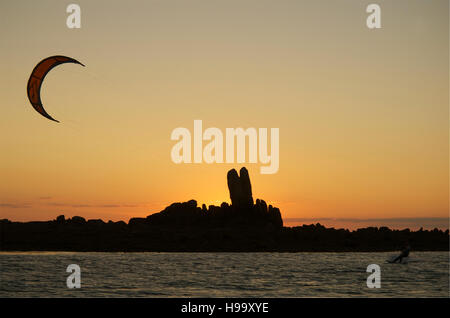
[46,203,144,208]
[38,196,52,200]
[0,203,32,209]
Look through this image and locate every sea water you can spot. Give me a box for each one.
[0,252,448,297]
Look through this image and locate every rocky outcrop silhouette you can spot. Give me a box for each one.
[130,167,282,228]
[227,167,253,209]
[0,167,448,252]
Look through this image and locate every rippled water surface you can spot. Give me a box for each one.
[0,252,448,297]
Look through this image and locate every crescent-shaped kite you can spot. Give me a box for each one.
[27,55,85,122]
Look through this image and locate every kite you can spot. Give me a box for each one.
[27,55,85,122]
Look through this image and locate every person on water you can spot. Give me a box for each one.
[392,242,411,263]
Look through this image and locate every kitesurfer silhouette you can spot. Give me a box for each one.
[392,241,411,263]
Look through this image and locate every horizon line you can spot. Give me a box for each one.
[2,215,449,231]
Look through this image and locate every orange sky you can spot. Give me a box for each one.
[0,0,448,230]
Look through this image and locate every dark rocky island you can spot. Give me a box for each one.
[0,168,448,252]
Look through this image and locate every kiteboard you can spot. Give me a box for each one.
[386,254,409,264]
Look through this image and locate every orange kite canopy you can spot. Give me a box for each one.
[27,55,84,122]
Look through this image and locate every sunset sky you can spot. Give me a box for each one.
[0,0,448,230]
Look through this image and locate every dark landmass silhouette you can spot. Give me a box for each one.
[0,167,448,252]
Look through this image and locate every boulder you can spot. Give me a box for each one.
[227,167,254,209]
